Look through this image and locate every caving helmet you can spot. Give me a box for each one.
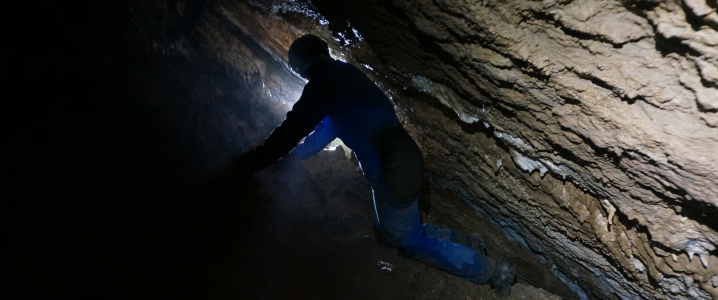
[288,34,330,78]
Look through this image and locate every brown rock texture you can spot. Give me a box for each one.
[138,0,718,299]
[327,0,718,298]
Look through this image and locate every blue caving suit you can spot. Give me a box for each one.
[244,59,495,283]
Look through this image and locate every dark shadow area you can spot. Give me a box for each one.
[3,1,283,298]
[654,34,702,58]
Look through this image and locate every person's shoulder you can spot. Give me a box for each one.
[321,60,365,78]
[302,63,339,92]
[326,59,363,71]
[308,60,342,80]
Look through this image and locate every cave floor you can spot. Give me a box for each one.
[5,135,562,300]
[196,149,561,300]
[5,119,560,300]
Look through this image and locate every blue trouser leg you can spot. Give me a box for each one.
[422,223,454,241]
[365,125,494,283]
[372,188,495,283]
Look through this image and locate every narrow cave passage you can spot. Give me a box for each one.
[6,0,718,300]
[6,2,558,299]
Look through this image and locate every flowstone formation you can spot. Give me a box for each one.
[136,0,717,298]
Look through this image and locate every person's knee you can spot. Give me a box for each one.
[380,226,423,255]
[381,229,408,249]
[374,195,424,252]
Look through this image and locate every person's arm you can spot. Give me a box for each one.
[287,121,336,160]
[237,81,330,172]
[237,116,313,172]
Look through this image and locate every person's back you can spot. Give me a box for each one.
[295,59,400,157]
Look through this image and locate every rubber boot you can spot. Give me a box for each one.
[450,231,486,255]
[490,260,515,297]
[421,224,486,255]
[464,232,486,256]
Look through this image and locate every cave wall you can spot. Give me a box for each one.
[26,0,716,299]
[208,0,718,299]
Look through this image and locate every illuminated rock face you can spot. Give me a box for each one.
[137,0,718,298]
